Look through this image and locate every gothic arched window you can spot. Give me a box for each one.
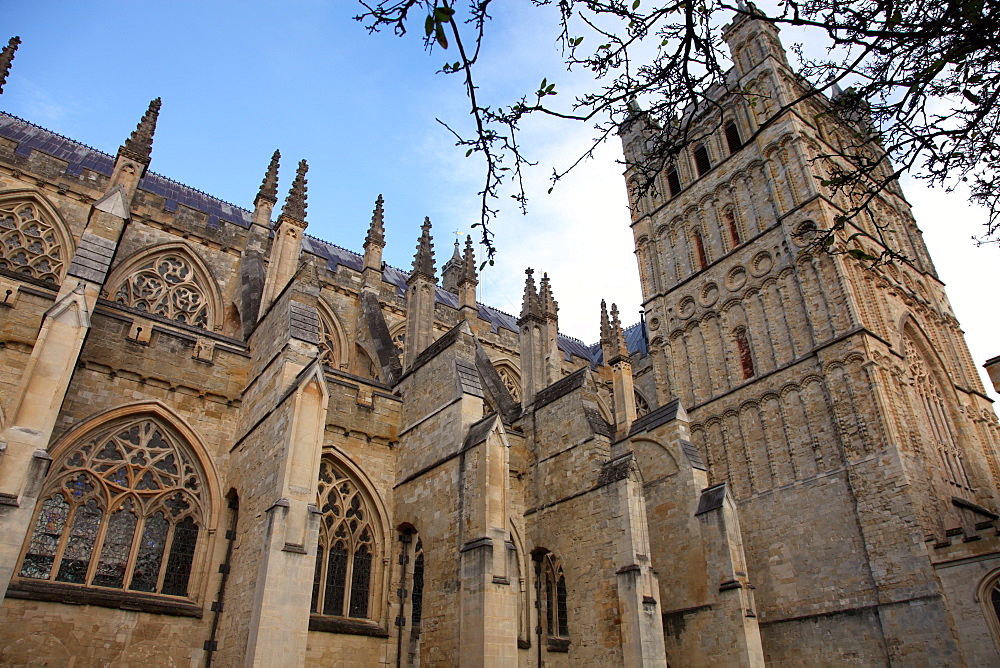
[539,554,569,645]
[635,390,651,418]
[904,333,972,491]
[312,458,379,619]
[17,417,207,598]
[411,538,425,629]
[495,365,522,403]
[0,198,68,284]
[318,314,340,370]
[110,251,212,328]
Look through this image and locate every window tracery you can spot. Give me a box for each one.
[312,458,378,619]
[635,391,651,418]
[496,366,522,403]
[0,199,66,283]
[905,334,972,490]
[541,554,569,640]
[318,314,340,369]
[111,253,210,328]
[391,329,406,366]
[18,418,206,598]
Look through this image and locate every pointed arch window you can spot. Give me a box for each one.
[538,553,569,650]
[318,314,341,370]
[17,418,207,598]
[904,334,972,491]
[0,198,68,284]
[495,365,522,403]
[109,251,212,328]
[635,390,651,418]
[312,458,380,620]
[411,538,425,629]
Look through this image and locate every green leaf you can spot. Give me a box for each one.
[963,89,981,103]
[425,14,435,36]
[436,23,449,49]
[465,148,473,157]
[632,0,641,8]
[823,235,835,246]
[434,5,455,20]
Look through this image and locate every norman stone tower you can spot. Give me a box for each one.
[621,11,1000,665]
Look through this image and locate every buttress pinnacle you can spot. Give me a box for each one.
[281,159,309,222]
[411,217,436,279]
[520,268,541,320]
[365,194,386,249]
[0,36,21,96]
[120,98,162,164]
[539,272,558,318]
[461,235,478,285]
[257,150,280,204]
[600,299,611,345]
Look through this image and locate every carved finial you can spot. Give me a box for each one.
[256,150,280,204]
[539,272,558,318]
[520,268,541,320]
[281,159,309,222]
[365,194,386,249]
[461,235,478,285]
[0,36,21,96]
[610,303,629,358]
[119,98,162,164]
[411,216,436,279]
[600,299,611,345]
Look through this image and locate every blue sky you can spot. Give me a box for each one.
[3,0,998,400]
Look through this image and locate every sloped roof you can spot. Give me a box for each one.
[0,111,646,365]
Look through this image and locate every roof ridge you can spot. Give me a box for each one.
[0,110,251,216]
[303,231,413,276]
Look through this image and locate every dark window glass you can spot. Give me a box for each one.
[324,543,348,616]
[161,516,199,596]
[667,168,681,197]
[130,512,168,592]
[556,574,569,637]
[725,121,743,154]
[694,145,712,176]
[991,584,1000,624]
[20,494,69,580]
[349,544,372,618]
[545,573,554,635]
[412,551,425,626]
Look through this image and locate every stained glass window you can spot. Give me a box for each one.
[312,458,380,619]
[0,199,67,283]
[17,418,206,598]
[110,252,212,328]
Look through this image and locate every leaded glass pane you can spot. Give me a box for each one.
[93,499,138,588]
[161,517,199,596]
[349,544,372,618]
[55,499,102,584]
[20,494,69,580]
[130,512,168,592]
[557,574,569,637]
[324,543,348,616]
[992,584,1000,624]
[411,551,425,626]
[545,573,554,635]
[311,546,325,612]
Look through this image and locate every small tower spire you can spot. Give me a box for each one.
[520,268,541,320]
[539,272,558,319]
[365,194,386,250]
[441,238,463,294]
[610,303,629,359]
[462,235,477,285]
[119,98,161,165]
[0,36,21,95]
[281,159,309,223]
[411,217,436,280]
[256,150,280,206]
[600,299,612,347]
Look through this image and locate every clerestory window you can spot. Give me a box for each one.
[666,167,682,198]
[694,145,712,176]
[725,121,743,154]
[17,417,207,598]
[0,198,68,284]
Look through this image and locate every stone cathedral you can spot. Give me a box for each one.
[1,10,1000,666]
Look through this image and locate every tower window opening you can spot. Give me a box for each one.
[667,167,681,197]
[694,145,712,176]
[735,328,755,379]
[693,230,709,270]
[725,121,743,154]
[726,211,742,246]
